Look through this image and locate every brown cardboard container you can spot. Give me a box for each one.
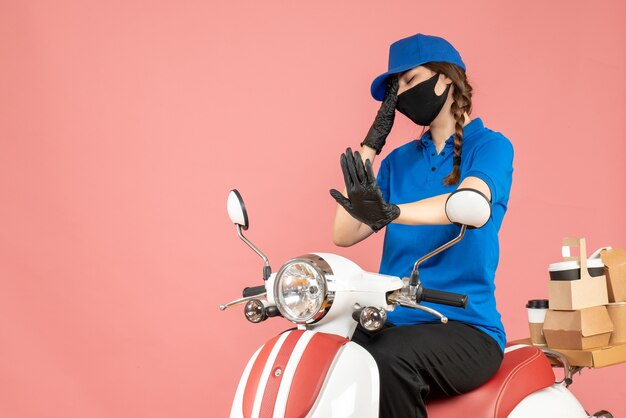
[607,302,626,345]
[543,305,613,350]
[600,248,626,302]
[548,238,609,310]
[550,343,626,368]
[508,337,626,368]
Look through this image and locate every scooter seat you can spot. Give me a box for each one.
[426,344,555,418]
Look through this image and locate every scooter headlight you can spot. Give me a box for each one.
[274,255,333,323]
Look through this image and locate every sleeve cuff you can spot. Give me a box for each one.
[463,170,496,203]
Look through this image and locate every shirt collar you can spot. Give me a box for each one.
[417,117,484,147]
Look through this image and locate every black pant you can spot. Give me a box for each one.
[351,321,503,418]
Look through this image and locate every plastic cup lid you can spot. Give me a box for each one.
[548,258,604,271]
[526,299,549,309]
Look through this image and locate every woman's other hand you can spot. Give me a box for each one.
[360,75,399,155]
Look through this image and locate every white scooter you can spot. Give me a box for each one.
[220,188,613,418]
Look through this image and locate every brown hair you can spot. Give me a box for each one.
[422,62,473,186]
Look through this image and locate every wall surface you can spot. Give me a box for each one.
[1,0,625,417]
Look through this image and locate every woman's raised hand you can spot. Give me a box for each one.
[329,148,400,232]
[360,75,399,155]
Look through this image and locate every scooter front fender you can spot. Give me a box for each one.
[230,330,379,418]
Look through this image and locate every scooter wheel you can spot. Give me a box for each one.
[592,410,613,418]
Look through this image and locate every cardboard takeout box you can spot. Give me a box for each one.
[543,305,613,350]
[548,238,609,310]
[508,337,626,368]
[550,343,626,368]
[607,302,626,345]
[600,248,626,303]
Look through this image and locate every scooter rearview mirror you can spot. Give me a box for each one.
[226,189,272,280]
[445,188,492,229]
[227,189,249,230]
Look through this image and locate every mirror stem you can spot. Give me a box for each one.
[236,224,272,280]
[409,225,467,300]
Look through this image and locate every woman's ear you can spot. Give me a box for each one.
[441,73,453,85]
[435,74,453,96]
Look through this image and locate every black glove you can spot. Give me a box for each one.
[360,75,399,155]
[329,148,400,232]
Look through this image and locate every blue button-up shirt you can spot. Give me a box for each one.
[376,117,514,351]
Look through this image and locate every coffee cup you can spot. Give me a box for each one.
[526,299,549,346]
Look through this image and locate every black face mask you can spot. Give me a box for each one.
[396,72,451,126]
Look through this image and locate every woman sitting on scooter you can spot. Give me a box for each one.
[330,32,514,418]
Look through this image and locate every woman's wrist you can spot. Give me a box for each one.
[359,145,377,163]
[394,194,452,226]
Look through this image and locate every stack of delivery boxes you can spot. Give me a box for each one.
[543,237,612,349]
[541,237,626,366]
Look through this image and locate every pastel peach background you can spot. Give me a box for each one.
[1,1,625,417]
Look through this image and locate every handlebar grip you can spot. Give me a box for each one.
[242,285,266,298]
[420,288,468,309]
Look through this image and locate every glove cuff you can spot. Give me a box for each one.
[360,140,382,155]
[369,204,400,232]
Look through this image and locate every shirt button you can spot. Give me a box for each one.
[431,153,435,156]
[441,151,445,156]
[431,167,436,171]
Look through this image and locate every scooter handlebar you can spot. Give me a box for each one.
[419,288,468,309]
[242,285,266,298]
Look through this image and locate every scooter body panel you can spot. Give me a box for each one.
[231,346,262,418]
[507,384,588,418]
[306,341,379,418]
[230,331,376,418]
